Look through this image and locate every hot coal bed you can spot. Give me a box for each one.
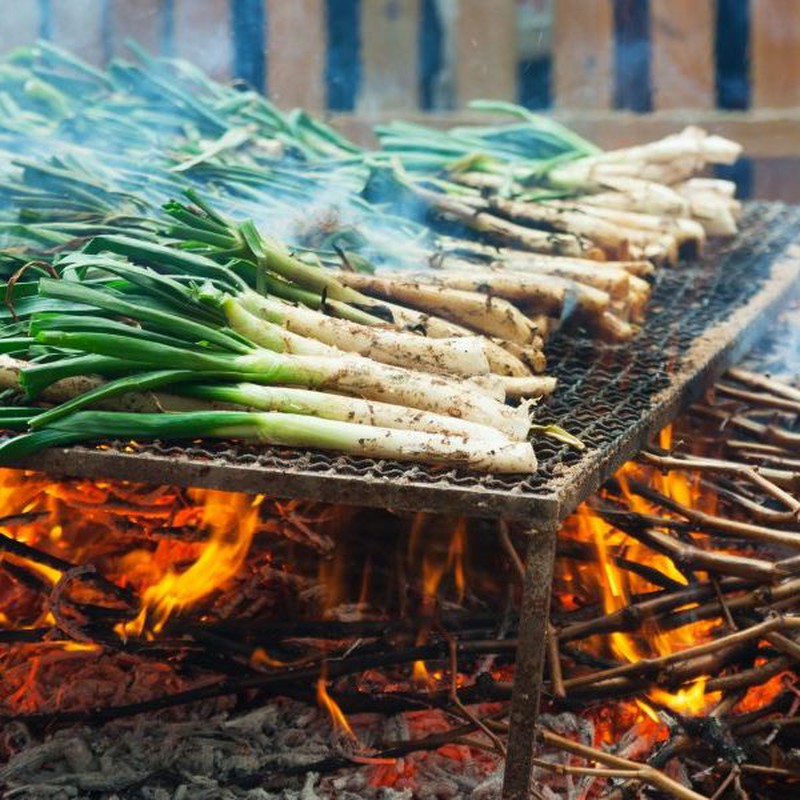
[2,204,800,800]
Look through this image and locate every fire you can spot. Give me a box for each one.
[249,647,289,670]
[409,515,467,685]
[736,669,791,713]
[0,470,281,714]
[407,514,467,606]
[317,666,357,741]
[0,470,488,726]
[119,490,264,637]
[647,679,711,716]
[0,423,789,775]
[560,426,720,716]
[412,658,432,684]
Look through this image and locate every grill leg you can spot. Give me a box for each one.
[502,524,557,800]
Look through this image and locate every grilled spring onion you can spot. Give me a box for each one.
[27,270,539,439]
[21,366,513,445]
[79,234,507,379]
[28,330,532,441]
[331,272,542,347]
[0,409,538,473]
[176,382,515,443]
[227,292,494,377]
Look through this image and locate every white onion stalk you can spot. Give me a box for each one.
[420,190,597,258]
[501,375,558,399]
[673,179,741,236]
[35,332,532,441]
[335,272,541,345]
[497,340,547,374]
[359,302,534,378]
[582,176,691,216]
[467,374,511,401]
[181,383,512,444]
[445,256,631,300]
[438,237,656,278]
[463,195,635,261]
[25,410,538,474]
[549,126,742,189]
[677,177,738,198]
[387,270,610,321]
[548,202,706,250]
[232,292,492,378]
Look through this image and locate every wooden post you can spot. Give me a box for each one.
[650,0,715,109]
[552,0,614,109]
[0,0,40,55]
[266,0,326,111]
[49,0,106,66]
[358,0,420,112]
[751,0,800,108]
[107,0,165,58]
[453,0,517,107]
[173,0,232,81]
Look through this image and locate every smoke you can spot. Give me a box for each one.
[755,304,800,384]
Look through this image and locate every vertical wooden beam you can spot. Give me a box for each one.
[552,0,614,109]
[173,0,232,81]
[107,0,165,58]
[651,0,715,109]
[0,0,40,55]
[266,0,326,110]
[453,0,517,106]
[752,0,800,107]
[49,0,106,66]
[358,0,420,112]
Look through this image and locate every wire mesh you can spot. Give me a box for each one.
[14,202,800,522]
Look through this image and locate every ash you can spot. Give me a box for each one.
[0,698,512,800]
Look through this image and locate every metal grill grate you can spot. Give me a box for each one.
[14,202,800,524]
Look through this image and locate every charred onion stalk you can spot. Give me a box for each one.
[371,105,741,342]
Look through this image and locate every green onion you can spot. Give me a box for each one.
[0,409,537,473]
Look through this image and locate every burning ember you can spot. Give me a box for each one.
[2,358,800,798]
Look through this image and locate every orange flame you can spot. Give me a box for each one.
[316,667,356,740]
[412,659,432,684]
[249,647,288,670]
[409,515,467,684]
[119,490,263,637]
[561,426,721,716]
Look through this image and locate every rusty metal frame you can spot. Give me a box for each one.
[502,524,558,800]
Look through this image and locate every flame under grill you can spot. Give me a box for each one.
[11,202,800,524]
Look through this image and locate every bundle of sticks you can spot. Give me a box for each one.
[537,362,800,798]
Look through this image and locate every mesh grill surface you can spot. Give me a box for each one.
[15,202,800,520]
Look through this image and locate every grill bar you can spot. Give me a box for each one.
[14,203,800,523]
